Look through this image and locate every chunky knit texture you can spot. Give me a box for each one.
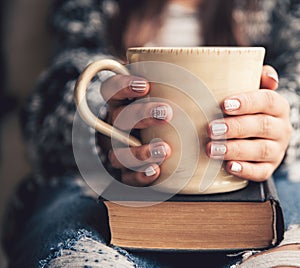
[22,0,300,182]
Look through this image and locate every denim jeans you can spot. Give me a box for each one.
[2,171,300,268]
[273,168,300,228]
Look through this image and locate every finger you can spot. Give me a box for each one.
[222,90,290,117]
[208,114,286,140]
[225,161,275,182]
[110,102,173,130]
[207,139,284,164]
[101,74,150,103]
[109,142,171,169]
[121,164,160,187]
[260,65,279,90]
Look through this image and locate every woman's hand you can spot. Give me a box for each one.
[207,65,292,181]
[102,65,291,185]
[100,74,172,186]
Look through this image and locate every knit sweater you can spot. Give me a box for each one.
[22,0,300,181]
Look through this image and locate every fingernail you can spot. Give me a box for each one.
[152,106,172,120]
[224,99,240,111]
[230,162,242,173]
[130,80,147,92]
[266,71,279,84]
[210,143,227,157]
[150,144,167,158]
[145,166,156,177]
[211,123,228,136]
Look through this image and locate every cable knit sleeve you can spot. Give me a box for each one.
[22,0,118,179]
[265,0,300,177]
[49,0,116,49]
[235,1,300,175]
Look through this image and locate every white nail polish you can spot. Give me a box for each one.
[130,80,147,92]
[224,99,240,111]
[231,162,242,172]
[211,123,228,136]
[266,72,279,83]
[145,166,156,177]
[211,143,227,156]
[152,106,171,120]
[150,144,167,158]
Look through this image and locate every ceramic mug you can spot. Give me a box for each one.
[74,47,265,194]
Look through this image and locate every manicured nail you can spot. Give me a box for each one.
[150,144,167,158]
[231,162,242,173]
[266,72,279,84]
[145,166,156,177]
[130,80,147,92]
[151,106,172,120]
[211,123,228,136]
[210,143,227,157]
[224,99,240,111]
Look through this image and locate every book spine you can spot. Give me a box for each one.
[265,177,284,246]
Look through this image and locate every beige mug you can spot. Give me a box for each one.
[74,47,265,194]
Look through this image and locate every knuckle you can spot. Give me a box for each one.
[230,118,245,137]
[247,163,271,182]
[134,146,151,162]
[260,115,272,137]
[241,94,254,111]
[259,141,272,161]
[229,142,242,159]
[263,90,276,110]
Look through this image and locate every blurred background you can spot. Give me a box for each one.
[0,0,52,266]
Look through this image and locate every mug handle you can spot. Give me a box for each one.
[74,59,142,147]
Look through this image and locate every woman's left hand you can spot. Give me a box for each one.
[207,65,292,181]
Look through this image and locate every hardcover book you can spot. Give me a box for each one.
[99,178,284,251]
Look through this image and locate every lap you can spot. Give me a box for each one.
[4,171,300,268]
[273,167,300,227]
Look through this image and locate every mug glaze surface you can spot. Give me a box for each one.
[74,47,265,194]
[126,47,265,194]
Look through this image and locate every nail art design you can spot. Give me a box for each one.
[152,106,169,120]
[231,162,242,172]
[210,143,227,157]
[145,166,156,177]
[266,72,279,83]
[130,80,147,92]
[150,144,167,158]
[224,99,240,111]
[211,123,228,136]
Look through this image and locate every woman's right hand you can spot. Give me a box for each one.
[100,74,172,187]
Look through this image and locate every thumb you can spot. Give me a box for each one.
[260,65,279,90]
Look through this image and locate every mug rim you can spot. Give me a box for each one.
[127,46,265,55]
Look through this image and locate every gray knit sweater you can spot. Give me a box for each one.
[23,0,300,181]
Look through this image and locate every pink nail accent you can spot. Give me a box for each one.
[130,80,147,92]
[211,123,228,136]
[151,106,172,120]
[210,143,227,157]
[224,99,240,111]
[150,144,167,158]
